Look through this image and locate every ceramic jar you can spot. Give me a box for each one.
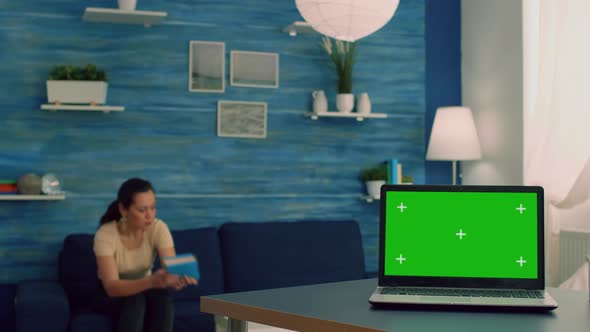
[312,90,328,113]
[118,0,137,10]
[356,92,371,114]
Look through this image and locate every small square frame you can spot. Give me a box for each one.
[217,100,267,139]
[230,51,279,88]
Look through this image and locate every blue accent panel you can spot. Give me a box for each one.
[0,0,460,282]
[425,0,462,184]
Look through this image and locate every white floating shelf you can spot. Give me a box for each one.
[283,21,317,36]
[83,7,167,27]
[0,194,65,201]
[305,111,388,122]
[41,104,125,113]
[360,195,379,203]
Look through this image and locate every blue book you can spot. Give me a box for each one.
[389,159,398,184]
[163,253,200,280]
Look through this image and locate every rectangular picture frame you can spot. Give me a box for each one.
[188,41,225,93]
[217,100,267,139]
[230,51,279,88]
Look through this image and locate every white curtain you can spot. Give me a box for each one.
[524,0,590,286]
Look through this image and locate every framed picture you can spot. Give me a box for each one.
[188,41,225,93]
[217,101,267,139]
[230,51,279,88]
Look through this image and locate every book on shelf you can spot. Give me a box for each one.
[385,159,403,184]
[0,182,17,193]
[163,253,200,280]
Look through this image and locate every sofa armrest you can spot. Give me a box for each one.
[16,281,70,332]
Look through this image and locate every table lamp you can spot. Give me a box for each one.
[426,106,482,185]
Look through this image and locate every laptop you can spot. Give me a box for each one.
[369,184,558,311]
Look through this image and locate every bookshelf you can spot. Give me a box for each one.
[305,111,387,122]
[282,21,317,36]
[83,7,167,27]
[41,104,124,113]
[0,194,65,201]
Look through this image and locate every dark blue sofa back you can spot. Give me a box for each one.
[219,220,366,293]
[58,234,102,313]
[158,227,224,300]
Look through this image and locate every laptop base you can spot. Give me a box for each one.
[369,287,558,312]
[369,300,558,313]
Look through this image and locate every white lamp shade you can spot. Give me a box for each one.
[426,106,482,161]
[295,0,400,42]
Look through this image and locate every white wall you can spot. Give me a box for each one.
[460,0,524,185]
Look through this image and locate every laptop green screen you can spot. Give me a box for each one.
[384,190,538,279]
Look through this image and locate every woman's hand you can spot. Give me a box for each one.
[165,273,186,290]
[164,274,199,290]
[183,276,198,286]
[150,269,168,289]
[150,268,199,290]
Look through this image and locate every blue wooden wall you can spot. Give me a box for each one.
[0,0,458,283]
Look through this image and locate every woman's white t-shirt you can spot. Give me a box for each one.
[93,219,174,280]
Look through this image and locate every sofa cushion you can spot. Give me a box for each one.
[156,227,225,301]
[16,281,70,332]
[174,300,215,332]
[69,305,215,332]
[58,234,103,312]
[219,220,366,293]
[69,313,113,332]
[0,284,16,332]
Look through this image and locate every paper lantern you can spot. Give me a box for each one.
[295,0,400,42]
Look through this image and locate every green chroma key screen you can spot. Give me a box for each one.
[384,191,538,279]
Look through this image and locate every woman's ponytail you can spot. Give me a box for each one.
[99,200,121,226]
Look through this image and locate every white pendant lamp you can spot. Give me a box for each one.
[295,0,400,42]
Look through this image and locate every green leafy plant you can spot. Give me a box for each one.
[402,175,414,183]
[48,64,107,82]
[321,36,356,94]
[359,163,388,182]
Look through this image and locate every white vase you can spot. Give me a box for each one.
[365,180,385,199]
[336,93,354,113]
[356,92,371,114]
[118,0,137,10]
[312,90,327,114]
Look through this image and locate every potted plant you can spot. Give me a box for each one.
[321,36,356,113]
[46,64,108,105]
[359,163,387,199]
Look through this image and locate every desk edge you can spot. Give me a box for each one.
[201,296,382,332]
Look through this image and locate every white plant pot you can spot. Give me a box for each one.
[46,81,108,105]
[336,93,354,113]
[365,180,385,199]
[118,0,137,10]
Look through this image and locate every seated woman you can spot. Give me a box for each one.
[93,178,197,332]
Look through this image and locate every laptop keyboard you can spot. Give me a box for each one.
[381,287,545,299]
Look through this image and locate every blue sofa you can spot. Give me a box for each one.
[15,220,371,332]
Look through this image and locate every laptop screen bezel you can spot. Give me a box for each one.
[378,184,545,289]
